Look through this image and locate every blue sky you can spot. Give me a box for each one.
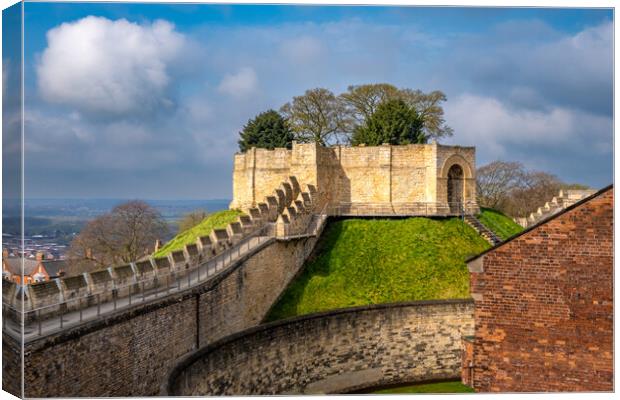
[3,4,614,199]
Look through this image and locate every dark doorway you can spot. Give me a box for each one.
[447,164,464,214]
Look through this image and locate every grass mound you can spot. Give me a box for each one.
[367,380,474,394]
[153,209,244,257]
[266,217,490,321]
[477,208,523,240]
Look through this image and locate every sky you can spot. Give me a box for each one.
[2,4,614,199]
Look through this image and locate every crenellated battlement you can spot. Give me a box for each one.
[513,188,597,228]
[3,142,478,338]
[2,173,327,338]
[230,142,479,215]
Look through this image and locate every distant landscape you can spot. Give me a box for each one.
[3,198,231,255]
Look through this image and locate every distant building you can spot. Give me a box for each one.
[463,185,613,392]
[2,249,66,284]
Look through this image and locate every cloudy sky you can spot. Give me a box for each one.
[4,4,614,199]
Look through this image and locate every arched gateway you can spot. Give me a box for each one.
[447,164,464,213]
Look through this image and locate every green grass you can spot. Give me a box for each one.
[153,209,244,257]
[368,380,474,394]
[266,217,491,321]
[477,208,523,240]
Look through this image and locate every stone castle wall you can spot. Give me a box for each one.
[230,142,477,212]
[167,300,474,396]
[467,187,613,392]
[5,233,321,397]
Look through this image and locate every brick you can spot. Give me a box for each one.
[468,188,613,392]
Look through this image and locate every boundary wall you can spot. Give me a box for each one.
[167,299,474,395]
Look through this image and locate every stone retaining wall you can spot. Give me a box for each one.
[167,299,474,396]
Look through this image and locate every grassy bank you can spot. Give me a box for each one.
[477,208,523,240]
[366,380,474,394]
[266,217,490,321]
[153,209,244,257]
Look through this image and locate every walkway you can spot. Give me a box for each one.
[5,213,328,342]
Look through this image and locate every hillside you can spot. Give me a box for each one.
[266,217,491,321]
[477,208,523,240]
[153,209,244,257]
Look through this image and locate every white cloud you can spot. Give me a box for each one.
[37,16,185,115]
[25,15,613,196]
[280,35,324,65]
[449,21,612,116]
[2,58,8,98]
[217,67,258,98]
[444,93,612,161]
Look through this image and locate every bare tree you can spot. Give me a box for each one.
[338,84,453,140]
[507,171,563,217]
[339,83,400,126]
[66,201,169,275]
[280,88,349,145]
[177,209,208,233]
[399,89,454,139]
[476,161,525,210]
[477,161,588,218]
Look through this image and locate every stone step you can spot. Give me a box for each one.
[464,216,502,246]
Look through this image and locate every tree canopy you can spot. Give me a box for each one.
[340,84,453,140]
[351,99,425,146]
[238,109,294,152]
[280,88,348,145]
[238,83,454,149]
[339,83,400,126]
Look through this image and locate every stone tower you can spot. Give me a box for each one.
[230,142,479,215]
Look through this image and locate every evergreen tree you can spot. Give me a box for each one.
[238,110,295,152]
[351,99,426,146]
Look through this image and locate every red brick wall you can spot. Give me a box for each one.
[469,188,613,392]
[461,337,474,387]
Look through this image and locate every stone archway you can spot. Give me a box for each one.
[447,164,464,214]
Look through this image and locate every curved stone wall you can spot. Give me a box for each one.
[167,299,474,395]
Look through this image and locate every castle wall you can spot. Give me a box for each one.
[167,300,474,395]
[230,142,477,212]
[198,235,321,344]
[467,187,613,392]
[8,233,320,397]
[231,147,292,210]
[16,297,199,397]
[2,333,21,397]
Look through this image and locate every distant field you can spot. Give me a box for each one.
[266,217,490,321]
[477,207,523,240]
[4,198,232,241]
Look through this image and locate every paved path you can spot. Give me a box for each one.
[5,213,328,342]
[5,235,273,342]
